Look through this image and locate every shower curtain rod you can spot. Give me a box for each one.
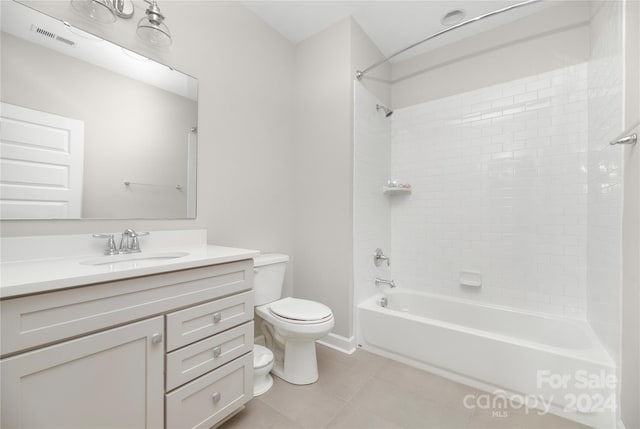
[355,0,542,81]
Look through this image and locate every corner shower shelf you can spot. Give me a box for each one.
[383,186,412,195]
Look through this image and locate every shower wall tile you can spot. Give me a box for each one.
[586,0,623,359]
[390,63,589,318]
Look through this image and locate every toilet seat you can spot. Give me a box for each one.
[269,297,333,324]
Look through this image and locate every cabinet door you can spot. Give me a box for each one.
[1,317,164,429]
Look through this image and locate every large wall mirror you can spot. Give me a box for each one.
[0,1,198,219]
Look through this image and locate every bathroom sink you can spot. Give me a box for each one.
[80,251,190,266]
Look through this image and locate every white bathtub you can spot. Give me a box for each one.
[358,289,616,427]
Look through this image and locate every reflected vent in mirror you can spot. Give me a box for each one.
[30,24,75,46]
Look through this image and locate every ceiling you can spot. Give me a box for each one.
[242,1,554,63]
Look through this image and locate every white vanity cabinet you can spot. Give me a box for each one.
[0,259,255,429]
[1,317,165,429]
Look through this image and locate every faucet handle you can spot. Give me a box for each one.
[129,232,149,253]
[93,234,118,255]
[373,248,390,267]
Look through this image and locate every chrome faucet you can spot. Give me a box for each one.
[375,277,396,288]
[119,228,149,253]
[93,229,149,255]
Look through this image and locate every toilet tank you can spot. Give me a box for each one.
[253,253,289,306]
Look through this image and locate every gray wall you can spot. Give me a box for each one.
[293,18,353,338]
[293,17,389,340]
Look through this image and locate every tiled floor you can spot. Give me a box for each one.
[222,344,588,429]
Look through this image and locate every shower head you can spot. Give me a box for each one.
[376,103,393,117]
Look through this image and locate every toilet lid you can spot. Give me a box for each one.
[253,344,273,368]
[269,297,333,322]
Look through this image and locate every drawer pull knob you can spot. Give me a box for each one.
[211,392,221,404]
[213,346,222,357]
[213,313,222,323]
[151,333,163,344]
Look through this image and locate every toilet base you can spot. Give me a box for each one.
[253,344,275,396]
[271,340,319,385]
[253,373,273,396]
[256,302,334,386]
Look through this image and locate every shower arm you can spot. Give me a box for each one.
[355,0,541,81]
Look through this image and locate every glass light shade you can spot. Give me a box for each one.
[137,17,172,47]
[70,0,117,23]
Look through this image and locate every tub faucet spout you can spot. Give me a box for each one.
[375,277,396,288]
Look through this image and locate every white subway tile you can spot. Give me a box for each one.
[383,63,590,318]
[514,91,538,104]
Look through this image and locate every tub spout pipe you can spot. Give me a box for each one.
[375,277,396,288]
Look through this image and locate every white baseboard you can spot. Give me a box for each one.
[317,332,357,354]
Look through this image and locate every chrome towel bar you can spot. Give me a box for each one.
[124,181,182,190]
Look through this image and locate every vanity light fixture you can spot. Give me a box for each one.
[70,0,172,47]
[70,0,133,23]
[136,0,172,47]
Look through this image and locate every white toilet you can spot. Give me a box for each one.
[253,253,335,385]
[253,344,274,396]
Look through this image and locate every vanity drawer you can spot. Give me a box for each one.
[165,352,253,429]
[166,321,253,391]
[165,291,254,352]
[1,260,253,357]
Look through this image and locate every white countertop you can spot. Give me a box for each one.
[1,244,259,298]
[0,230,260,298]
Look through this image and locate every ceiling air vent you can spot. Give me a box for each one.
[29,24,75,47]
